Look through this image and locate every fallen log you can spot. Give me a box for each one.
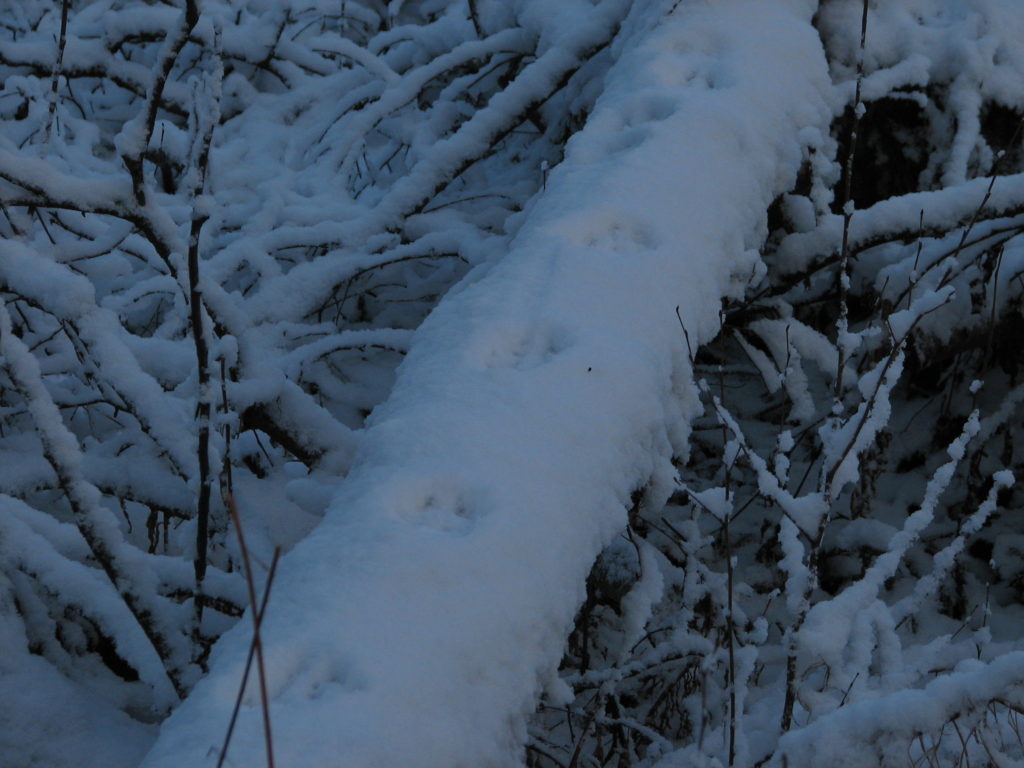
[141,2,831,765]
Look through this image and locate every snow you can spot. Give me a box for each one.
[0,240,197,478]
[773,170,1024,276]
[0,634,155,768]
[138,2,832,766]
[618,538,666,664]
[5,0,1022,765]
[893,468,1013,624]
[0,302,188,707]
[774,651,1024,768]
[800,412,983,672]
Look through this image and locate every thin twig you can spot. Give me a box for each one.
[188,31,222,630]
[227,497,276,768]
[676,306,695,366]
[216,545,281,768]
[468,0,483,38]
[45,0,70,141]
[834,0,871,400]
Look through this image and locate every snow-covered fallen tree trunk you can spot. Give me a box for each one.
[141,2,830,766]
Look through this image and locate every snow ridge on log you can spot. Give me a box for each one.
[140,2,831,766]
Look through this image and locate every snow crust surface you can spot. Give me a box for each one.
[140,2,831,766]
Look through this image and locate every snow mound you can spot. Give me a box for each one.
[140,2,831,766]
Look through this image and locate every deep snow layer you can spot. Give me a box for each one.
[141,2,831,766]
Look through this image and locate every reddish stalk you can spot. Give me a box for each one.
[226,496,277,768]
